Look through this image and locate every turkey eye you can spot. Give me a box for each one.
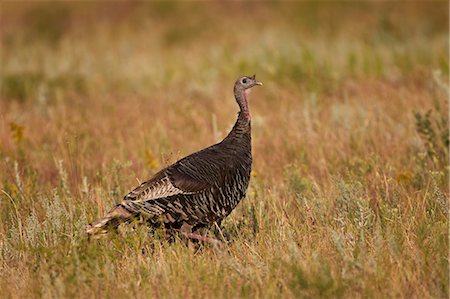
[242,78,248,84]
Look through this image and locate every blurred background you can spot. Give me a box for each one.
[1,2,447,177]
[2,2,448,95]
[0,2,448,298]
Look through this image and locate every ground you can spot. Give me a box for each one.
[0,2,448,298]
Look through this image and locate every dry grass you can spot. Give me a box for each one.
[0,2,448,298]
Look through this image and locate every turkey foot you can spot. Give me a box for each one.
[178,223,224,249]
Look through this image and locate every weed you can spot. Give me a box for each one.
[2,72,44,102]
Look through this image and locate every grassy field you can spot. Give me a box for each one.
[0,2,448,298]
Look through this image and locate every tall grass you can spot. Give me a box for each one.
[0,2,448,298]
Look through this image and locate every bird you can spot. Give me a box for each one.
[86,75,262,243]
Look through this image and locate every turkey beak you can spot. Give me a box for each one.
[251,74,262,86]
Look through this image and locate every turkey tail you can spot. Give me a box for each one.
[86,204,134,237]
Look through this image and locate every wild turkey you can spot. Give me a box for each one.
[87,75,262,243]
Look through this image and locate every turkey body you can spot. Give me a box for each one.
[123,112,251,229]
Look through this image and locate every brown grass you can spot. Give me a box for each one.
[0,2,448,298]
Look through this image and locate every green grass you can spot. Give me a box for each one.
[0,2,448,298]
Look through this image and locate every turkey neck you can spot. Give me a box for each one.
[223,111,251,151]
[227,110,251,137]
[234,85,251,121]
[220,86,252,155]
